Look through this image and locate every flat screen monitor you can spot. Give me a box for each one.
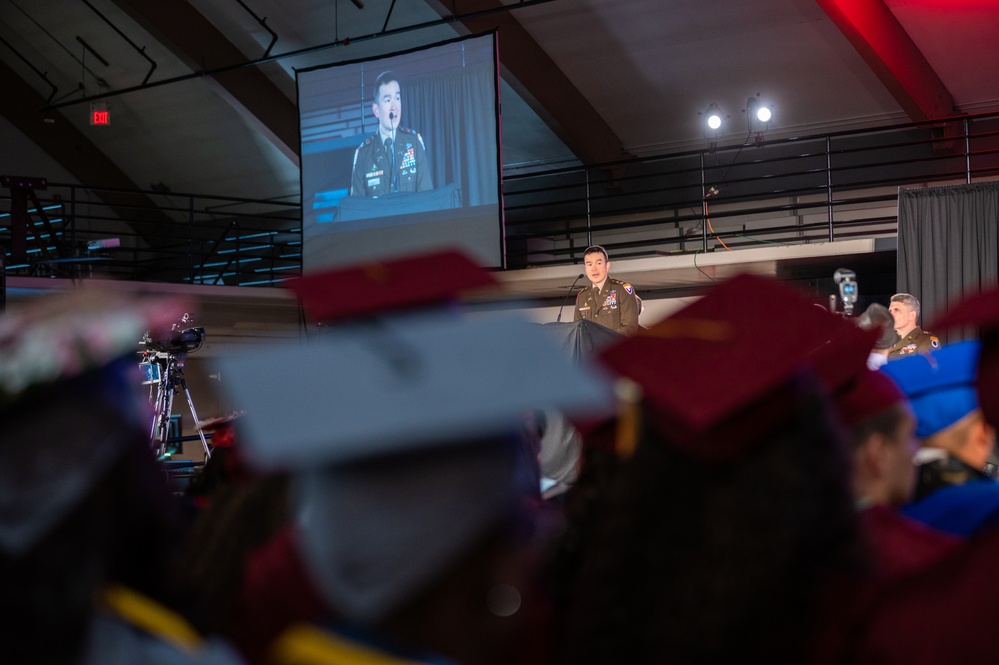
[298,33,503,271]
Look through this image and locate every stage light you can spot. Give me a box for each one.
[746,96,773,133]
[746,95,773,146]
[705,104,723,131]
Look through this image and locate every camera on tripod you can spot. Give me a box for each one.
[832,268,859,316]
[141,313,205,356]
[139,313,210,460]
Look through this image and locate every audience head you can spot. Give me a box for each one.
[837,368,917,507]
[857,303,897,367]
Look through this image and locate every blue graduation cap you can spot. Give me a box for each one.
[880,340,981,438]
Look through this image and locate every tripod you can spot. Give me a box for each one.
[141,316,211,461]
[144,350,210,459]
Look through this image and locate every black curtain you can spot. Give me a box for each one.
[407,61,499,208]
[897,182,999,343]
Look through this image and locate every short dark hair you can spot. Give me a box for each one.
[583,245,609,262]
[890,293,920,319]
[372,71,400,103]
[849,402,908,448]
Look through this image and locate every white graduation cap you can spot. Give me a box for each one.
[214,312,614,470]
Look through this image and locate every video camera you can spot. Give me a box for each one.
[141,313,205,356]
[832,268,859,316]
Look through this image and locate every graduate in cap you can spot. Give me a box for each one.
[814,368,999,664]
[211,253,614,665]
[833,368,965,593]
[0,290,243,665]
[212,248,516,663]
[838,368,921,511]
[880,341,999,536]
[553,273,875,665]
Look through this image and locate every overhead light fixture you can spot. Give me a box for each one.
[746,95,773,143]
[704,103,723,131]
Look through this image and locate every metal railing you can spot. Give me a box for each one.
[503,112,999,267]
[3,112,999,285]
[0,184,301,286]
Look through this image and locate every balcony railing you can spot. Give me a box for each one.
[503,112,999,267]
[3,112,999,285]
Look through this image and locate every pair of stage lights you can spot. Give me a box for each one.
[703,96,773,136]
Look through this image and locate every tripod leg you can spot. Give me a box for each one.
[150,375,173,458]
[178,377,211,460]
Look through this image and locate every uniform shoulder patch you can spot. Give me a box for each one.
[623,283,634,295]
[930,336,940,348]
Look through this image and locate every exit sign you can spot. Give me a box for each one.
[90,103,110,126]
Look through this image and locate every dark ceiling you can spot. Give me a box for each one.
[0,0,997,208]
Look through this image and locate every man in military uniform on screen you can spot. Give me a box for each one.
[573,245,640,335]
[888,292,940,360]
[350,71,433,198]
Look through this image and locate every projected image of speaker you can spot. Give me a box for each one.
[299,33,503,271]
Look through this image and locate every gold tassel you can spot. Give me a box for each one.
[614,378,643,459]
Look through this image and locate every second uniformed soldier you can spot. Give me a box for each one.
[887,292,940,360]
[573,245,640,335]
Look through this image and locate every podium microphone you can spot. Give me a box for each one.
[388,111,398,191]
[556,273,585,322]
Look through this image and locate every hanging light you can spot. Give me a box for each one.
[705,103,723,131]
[746,96,773,134]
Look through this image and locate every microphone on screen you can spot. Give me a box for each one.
[384,136,396,192]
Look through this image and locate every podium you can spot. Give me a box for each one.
[541,320,622,363]
[333,184,462,223]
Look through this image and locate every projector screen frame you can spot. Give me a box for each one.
[296,31,506,272]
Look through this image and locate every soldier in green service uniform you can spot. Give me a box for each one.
[888,292,940,360]
[573,245,640,335]
[350,70,433,198]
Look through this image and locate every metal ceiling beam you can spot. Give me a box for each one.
[111,0,299,162]
[815,0,957,121]
[428,0,630,166]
